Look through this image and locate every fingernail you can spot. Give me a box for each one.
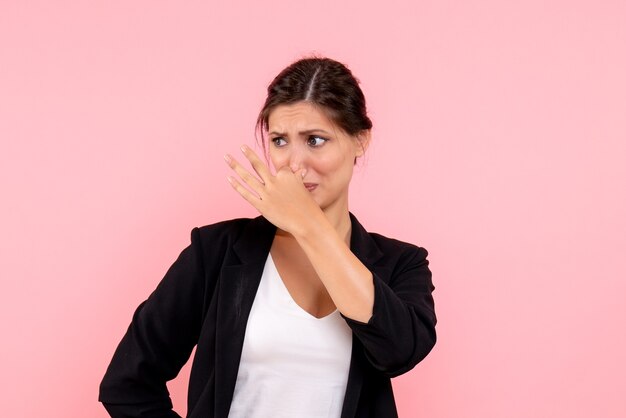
[224,154,232,163]
[240,145,247,153]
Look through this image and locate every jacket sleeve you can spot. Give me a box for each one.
[340,245,436,378]
[99,227,206,418]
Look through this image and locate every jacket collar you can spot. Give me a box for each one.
[347,212,384,267]
[230,215,276,264]
[230,212,384,267]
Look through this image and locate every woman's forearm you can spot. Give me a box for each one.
[293,213,375,323]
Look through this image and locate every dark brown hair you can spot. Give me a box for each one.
[255,56,373,150]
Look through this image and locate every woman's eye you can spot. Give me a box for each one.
[271,137,287,147]
[307,136,327,147]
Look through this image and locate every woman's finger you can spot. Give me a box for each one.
[224,154,265,194]
[240,145,272,183]
[226,176,263,210]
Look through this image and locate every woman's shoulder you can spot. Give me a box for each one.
[196,216,256,233]
[189,216,275,268]
[368,230,429,263]
[350,213,428,262]
[192,215,275,247]
[369,231,427,252]
[193,216,264,241]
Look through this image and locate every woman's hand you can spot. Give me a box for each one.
[224,145,323,236]
[226,144,376,325]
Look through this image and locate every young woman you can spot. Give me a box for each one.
[99,57,437,418]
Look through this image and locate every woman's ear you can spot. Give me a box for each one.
[354,129,372,157]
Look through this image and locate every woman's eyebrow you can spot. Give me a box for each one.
[269,129,332,136]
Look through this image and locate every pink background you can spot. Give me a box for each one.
[1,1,625,417]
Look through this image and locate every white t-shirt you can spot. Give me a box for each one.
[227,253,353,418]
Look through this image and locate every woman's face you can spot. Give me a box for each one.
[267,101,369,213]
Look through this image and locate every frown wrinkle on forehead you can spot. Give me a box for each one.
[268,102,342,139]
[269,129,333,137]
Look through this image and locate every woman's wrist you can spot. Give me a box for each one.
[291,208,332,242]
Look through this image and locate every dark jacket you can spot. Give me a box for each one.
[99,213,436,417]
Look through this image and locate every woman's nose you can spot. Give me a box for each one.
[288,146,306,172]
[289,159,301,172]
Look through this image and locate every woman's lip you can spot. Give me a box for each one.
[304,183,318,191]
